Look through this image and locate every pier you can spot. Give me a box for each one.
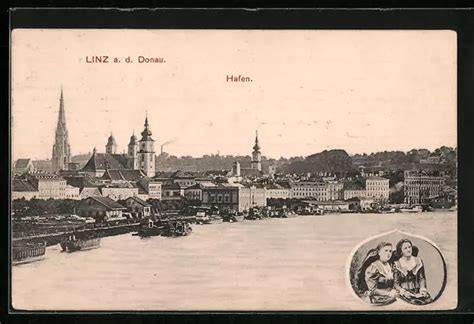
[12,216,196,247]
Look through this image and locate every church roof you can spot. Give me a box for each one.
[101,169,146,181]
[81,153,129,172]
[15,159,32,169]
[86,196,127,210]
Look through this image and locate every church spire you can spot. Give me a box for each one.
[253,130,260,152]
[57,86,66,129]
[140,116,153,141]
[52,87,71,171]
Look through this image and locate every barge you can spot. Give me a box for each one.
[12,242,46,265]
[60,234,101,252]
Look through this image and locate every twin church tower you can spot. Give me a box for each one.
[51,89,261,177]
[51,89,155,177]
[104,116,156,177]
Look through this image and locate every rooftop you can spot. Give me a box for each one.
[87,196,127,210]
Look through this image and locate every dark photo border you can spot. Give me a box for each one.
[2,6,474,324]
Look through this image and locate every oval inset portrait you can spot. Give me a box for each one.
[348,229,447,306]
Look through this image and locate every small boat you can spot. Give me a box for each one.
[136,226,164,237]
[135,219,164,237]
[400,205,423,213]
[60,234,101,252]
[195,213,223,224]
[12,242,46,265]
[162,220,193,237]
[222,214,245,222]
[221,210,245,223]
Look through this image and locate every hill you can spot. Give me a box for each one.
[279,149,355,175]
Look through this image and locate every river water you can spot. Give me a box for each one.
[12,212,457,311]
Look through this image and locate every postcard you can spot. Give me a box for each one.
[10,29,457,311]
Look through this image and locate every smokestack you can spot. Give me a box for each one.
[161,144,163,154]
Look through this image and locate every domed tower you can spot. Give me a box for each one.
[138,116,155,177]
[127,131,139,169]
[105,133,118,154]
[251,130,262,171]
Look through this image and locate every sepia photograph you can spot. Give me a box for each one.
[10,29,457,311]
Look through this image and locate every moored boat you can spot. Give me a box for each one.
[400,205,423,213]
[221,210,245,223]
[60,234,101,252]
[222,214,245,222]
[135,219,164,237]
[195,213,223,224]
[12,242,46,265]
[136,226,164,237]
[161,220,193,237]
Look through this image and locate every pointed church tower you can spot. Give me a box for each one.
[251,130,262,171]
[52,88,72,171]
[106,133,118,154]
[138,116,155,177]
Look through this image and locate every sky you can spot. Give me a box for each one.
[11,29,457,160]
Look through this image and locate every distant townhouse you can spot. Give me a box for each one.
[201,183,266,212]
[327,181,344,200]
[344,189,367,200]
[25,172,66,199]
[202,184,240,210]
[246,185,267,209]
[162,183,185,200]
[76,196,127,222]
[65,184,80,200]
[290,181,330,201]
[64,174,102,199]
[265,183,290,200]
[184,183,203,201]
[99,183,139,200]
[120,196,152,218]
[365,176,390,203]
[343,181,367,200]
[404,170,445,205]
[420,156,443,164]
[170,170,197,187]
[136,179,162,200]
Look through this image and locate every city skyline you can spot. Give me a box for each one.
[12,29,456,160]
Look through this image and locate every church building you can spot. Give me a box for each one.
[81,117,156,178]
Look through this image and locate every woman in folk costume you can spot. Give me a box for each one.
[357,241,398,305]
[393,239,433,305]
